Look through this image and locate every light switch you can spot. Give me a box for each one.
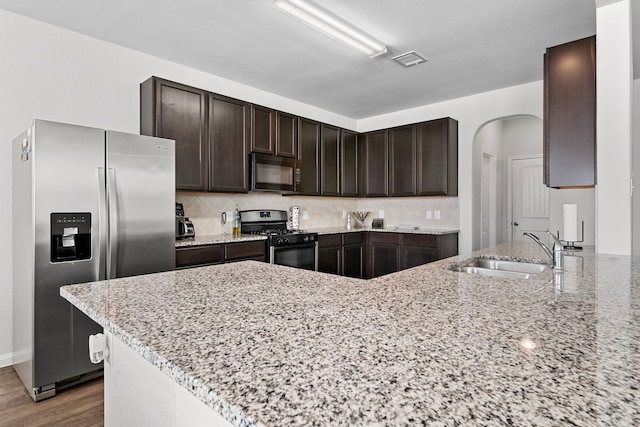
[303,211,309,220]
[434,210,441,220]
[426,210,432,219]
[342,210,347,219]
[378,210,384,218]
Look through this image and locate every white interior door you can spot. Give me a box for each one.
[511,157,549,242]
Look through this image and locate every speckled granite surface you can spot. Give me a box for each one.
[176,228,458,248]
[61,242,640,426]
[308,226,460,235]
[175,234,266,247]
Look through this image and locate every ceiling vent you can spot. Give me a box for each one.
[392,51,427,67]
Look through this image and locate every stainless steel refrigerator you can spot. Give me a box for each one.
[12,119,175,401]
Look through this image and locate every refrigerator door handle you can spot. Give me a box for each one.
[97,168,107,280]
[107,168,118,279]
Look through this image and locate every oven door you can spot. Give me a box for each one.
[270,242,318,271]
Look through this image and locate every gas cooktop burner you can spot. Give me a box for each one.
[251,229,308,236]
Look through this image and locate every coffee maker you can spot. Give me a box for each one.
[175,203,195,239]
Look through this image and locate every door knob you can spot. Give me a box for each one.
[513,222,519,226]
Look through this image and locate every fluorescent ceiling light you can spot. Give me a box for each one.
[271,0,387,58]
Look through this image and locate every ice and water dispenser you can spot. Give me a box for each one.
[50,213,91,262]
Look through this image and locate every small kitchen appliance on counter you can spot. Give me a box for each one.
[175,202,195,239]
[240,209,317,271]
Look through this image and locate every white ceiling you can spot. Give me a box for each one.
[0,0,635,120]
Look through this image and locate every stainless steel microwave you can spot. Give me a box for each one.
[251,153,300,193]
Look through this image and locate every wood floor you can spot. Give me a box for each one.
[0,366,104,427]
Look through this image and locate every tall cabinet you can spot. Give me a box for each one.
[543,35,596,188]
[140,78,208,191]
[141,76,249,192]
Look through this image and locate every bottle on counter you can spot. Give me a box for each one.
[232,205,241,237]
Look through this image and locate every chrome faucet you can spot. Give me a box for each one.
[523,230,564,271]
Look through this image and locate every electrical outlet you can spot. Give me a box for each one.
[434,210,441,220]
[426,210,432,220]
[342,210,347,219]
[303,211,309,220]
[378,210,384,218]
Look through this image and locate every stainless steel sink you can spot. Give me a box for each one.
[451,258,549,280]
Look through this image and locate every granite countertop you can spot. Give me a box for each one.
[308,226,459,235]
[61,242,640,426]
[175,234,266,247]
[176,227,459,248]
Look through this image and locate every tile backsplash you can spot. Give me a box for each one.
[176,192,459,235]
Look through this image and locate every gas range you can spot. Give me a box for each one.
[239,209,318,270]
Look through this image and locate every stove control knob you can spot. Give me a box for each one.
[283,238,289,244]
[303,235,309,242]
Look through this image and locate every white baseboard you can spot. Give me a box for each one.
[0,352,13,368]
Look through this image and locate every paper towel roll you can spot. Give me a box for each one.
[563,204,578,242]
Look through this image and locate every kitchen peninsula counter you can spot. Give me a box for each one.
[61,242,640,426]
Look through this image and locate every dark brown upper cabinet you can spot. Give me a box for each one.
[250,107,297,158]
[208,94,250,192]
[389,125,417,196]
[321,124,341,196]
[416,118,458,196]
[297,117,321,195]
[360,129,389,197]
[276,112,298,158]
[341,130,359,197]
[140,77,208,191]
[544,35,596,188]
[250,104,276,155]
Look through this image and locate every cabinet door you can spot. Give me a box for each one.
[544,36,596,187]
[389,125,416,196]
[367,233,400,278]
[250,104,276,155]
[225,240,266,262]
[297,117,321,195]
[318,246,342,275]
[360,130,389,197]
[276,112,298,158]
[343,244,364,278]
[416,118,458,196]
[175,245,223,268]
[321,124,341,196]
[318,234,342,275]
[209,94,250,192]
[141,77,208,191]
[402,246,438,270]
[341,130,359,197]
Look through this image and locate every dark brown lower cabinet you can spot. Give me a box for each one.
[318,233,365,278]
[343,233,364,278]
[367,232,458,278]
[176,240,266,269]
[175,244,223,268]
[318,234,342,275]
[368,233,401,278]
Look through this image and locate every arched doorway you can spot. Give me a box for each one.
[471,115,545,250]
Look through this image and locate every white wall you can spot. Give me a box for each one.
[596,0,633,255]
[634,80,640,254]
